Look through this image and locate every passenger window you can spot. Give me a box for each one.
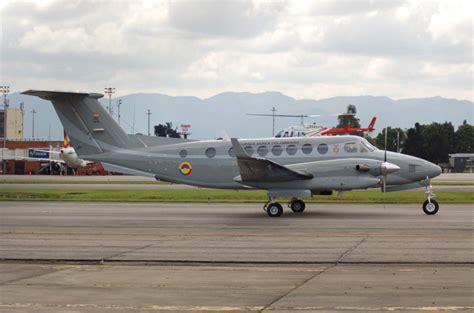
[257,146,268,157]
[205,147,216,158]
[228,147,235,158]
[272,145,283,156]
[344,142,357,153]
[244,146,254,156]
[286,144,297,155]
[317,143,328,154]
[179,149,188,158]
[302,143,313,154]
[409,164,417,173]
[275,131,283,138]
[283,131,289,137]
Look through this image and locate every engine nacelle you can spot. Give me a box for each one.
[355,161,400,176]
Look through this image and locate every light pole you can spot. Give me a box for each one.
[146,109,152,136]
[31,109,37,139]
[104,87,115,115]
[117,99,122,125]
[271,107,276,136]
[1,86,10,175]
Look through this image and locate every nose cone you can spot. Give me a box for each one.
[426,162,442,179]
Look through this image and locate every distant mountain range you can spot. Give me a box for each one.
[7,91,473,140]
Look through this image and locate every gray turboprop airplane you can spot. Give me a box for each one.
[23,90,442,217]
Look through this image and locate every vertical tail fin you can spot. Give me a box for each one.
[63,130,71,148]
[22,90,131,155]
[368,117,376,131]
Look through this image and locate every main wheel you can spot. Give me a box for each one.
[423,199,439,215]
[290,199,306,213]
[267,203,283,217]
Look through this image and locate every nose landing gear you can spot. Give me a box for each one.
[422,181,439,215]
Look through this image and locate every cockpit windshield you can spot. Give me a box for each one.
[360,139,376,152]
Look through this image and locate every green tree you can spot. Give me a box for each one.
[420,122,455,164]
[375,127,406,152]
[455,120,474,153]
[154,122,181,138]
[403,123,425,159]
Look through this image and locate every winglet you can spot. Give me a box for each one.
[231,138,251,159]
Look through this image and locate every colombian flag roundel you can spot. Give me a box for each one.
[178,162,192,176]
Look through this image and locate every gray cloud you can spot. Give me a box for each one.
[0,0,472,101]
[167,1,283,38]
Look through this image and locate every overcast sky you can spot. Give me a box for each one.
[1,0,472,100]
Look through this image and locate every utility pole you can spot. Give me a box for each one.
[1,86,10,175]
[271,107,277,136]
[31,109,37,139]
[19,102,24,138]
[397,131,400,153]
[104,87,115,115]
[117,99,122,126]
[146,109,152,136]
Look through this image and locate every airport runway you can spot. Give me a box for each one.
[1,173,473,183]
[0,202,473,312]
[2,183,473,191]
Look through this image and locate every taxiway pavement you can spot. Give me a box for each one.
[0,202,472,312]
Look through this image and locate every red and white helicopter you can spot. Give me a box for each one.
[248,111,376,138]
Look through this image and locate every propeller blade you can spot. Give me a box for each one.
[384,127,388,162]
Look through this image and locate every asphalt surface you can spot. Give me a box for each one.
[1,173,473,183]
[1,173,472,191]
[0,202,472,312]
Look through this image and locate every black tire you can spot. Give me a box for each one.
[423,199,439,215]
[267,203,283,217]
[291,199,306,213]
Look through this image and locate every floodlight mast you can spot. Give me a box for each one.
[1,86,9,175]
[146,109,152,136]
[104,87,115,115]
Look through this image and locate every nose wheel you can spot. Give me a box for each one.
[423,180,439,215]
[423,199,439,215]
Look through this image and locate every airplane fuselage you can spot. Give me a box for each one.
[87,135,440,192]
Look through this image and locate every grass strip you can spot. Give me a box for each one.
[0,189,472,203]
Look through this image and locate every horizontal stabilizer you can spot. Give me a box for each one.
[22,90,103,100]
[231,138,313,183]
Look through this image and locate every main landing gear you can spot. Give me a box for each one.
[263,198,306,217]
[422,182,439,215]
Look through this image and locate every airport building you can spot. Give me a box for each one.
[0,140,107,175]
[449,153,474,173]
[0,108,24,139]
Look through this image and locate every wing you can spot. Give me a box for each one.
[231,138,313,183]
[17,156,65,164]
